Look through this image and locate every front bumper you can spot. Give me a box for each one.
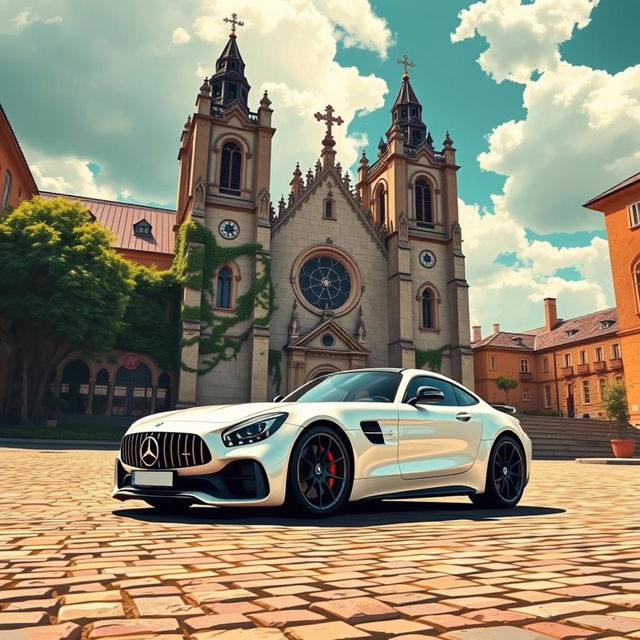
[112,422,300,507]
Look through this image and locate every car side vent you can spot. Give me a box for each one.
[360,421,384,445]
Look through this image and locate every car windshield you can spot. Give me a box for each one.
[284,370,402,403]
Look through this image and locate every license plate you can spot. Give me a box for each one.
[132,470,174,487]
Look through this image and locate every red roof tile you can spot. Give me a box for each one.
[584,171,640,208]
[40,192,176,256]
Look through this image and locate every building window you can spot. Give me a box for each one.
[323,199,334,220]
[542,357,549,373]
[421,289,434,329]
[544,385,552,408]
[595,346,604,362]
[376,185,386,226]
[520,359,529,373]
[220,142,242,195]
[415,179,433,227]
[582,380,591,404]
[563,353,571,367]
[133,219,152,236]
[489,356,496,371]
[1,170,11,209]
[635,261,640,313]
[522,387,531,401]
[579,350,587,364]
[215,266,233,308]
[227,83,238,100]
[612,343,621,359]
[629,201,640,228]
[599,377,607,398]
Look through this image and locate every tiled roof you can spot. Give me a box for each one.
[533,307,617,350]
[473,308,618,353]
[40,192,176,256]
[584,171,640,208]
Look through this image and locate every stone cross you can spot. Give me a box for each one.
[314,105,344,146]
[397,54,415,78]
[223,12,244,34]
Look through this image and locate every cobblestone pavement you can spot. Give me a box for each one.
[1,447,640,640]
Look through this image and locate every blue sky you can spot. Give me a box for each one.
[1,0,639,333]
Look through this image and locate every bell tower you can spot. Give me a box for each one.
[356,55,474,386]
[175,14,277,407]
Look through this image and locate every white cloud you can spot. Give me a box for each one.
[172,27,191,45]
[459,198,613,332]
[11,10,62,28]
[29,153,119,201]
[189,0,390,197]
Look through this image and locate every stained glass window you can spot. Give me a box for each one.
[220,142,242,195]
[299,256,351,311]
[216,266,232,308]
[415,178,433,226]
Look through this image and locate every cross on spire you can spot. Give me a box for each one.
[223,12,244,36]
[397,54,415,78]
[314,104,344,146]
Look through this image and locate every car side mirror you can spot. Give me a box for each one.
[491,403,517,415]
[408,386,445,406]
[272,395,284,403]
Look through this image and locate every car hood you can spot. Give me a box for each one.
[127,402,296,434]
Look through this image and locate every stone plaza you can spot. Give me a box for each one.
[1,446,640,639]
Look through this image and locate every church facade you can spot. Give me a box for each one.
[175,26,473,407]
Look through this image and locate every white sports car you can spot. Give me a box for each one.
[112,368,532,517]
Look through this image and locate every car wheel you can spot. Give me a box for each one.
[144,498,193,514]
[470,435,525,509]
[286,425,352,517]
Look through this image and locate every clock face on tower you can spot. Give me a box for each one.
[419,249,436,269]
[218,219,239,240]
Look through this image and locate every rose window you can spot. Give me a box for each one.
[298,256,352,311]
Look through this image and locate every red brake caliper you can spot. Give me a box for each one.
[326,449,336,490]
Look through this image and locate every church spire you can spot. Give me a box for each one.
[390,54,428,148]
[208,13,251,111]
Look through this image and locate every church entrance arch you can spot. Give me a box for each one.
[60,360,90,414]
[112,363,153,417]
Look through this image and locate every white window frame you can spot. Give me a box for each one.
[582,380,591,404]
[579,350,587,364]
[595,346,604,362]
[520,359,529,373]
[612,343,621,359]
[564,353,572,367]
[489,356,496,371]
[542,357,549,373]
[544,385,552,408]
[522,387,531,401]
[629,201,640,229]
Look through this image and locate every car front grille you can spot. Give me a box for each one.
[120,431,212,469]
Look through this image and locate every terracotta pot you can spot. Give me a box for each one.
[610,439,636,458]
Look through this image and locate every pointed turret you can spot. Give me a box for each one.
[208,19,251,111]
[390,74,427,148]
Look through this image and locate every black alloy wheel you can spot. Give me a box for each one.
[287,425,352,517]
[470,436,525,508]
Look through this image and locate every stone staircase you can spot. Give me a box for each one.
[517,415,640,460]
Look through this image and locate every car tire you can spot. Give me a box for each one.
[470,435,526,509]
[144,498,193,514]
[286,425,353,518]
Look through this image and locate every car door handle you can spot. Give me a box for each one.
[456,412,472,422]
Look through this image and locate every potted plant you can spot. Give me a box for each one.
[601,380,636,458]
[42,394,68,427]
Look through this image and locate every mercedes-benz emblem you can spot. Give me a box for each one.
[140,436,159,467]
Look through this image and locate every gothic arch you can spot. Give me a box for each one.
[631,253,640,313]
[408,171,439,226]
[213,260,242,311]
[212,133,252,193]
[306,364,341,382]
[372,178,388,227]
[416,281,441,331]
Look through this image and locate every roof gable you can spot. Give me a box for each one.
[288,317,369,354]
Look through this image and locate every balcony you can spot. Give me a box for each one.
[560,366,574,377]
[519,371,532,381]
[576,363,590,374]
[593,360,607,372]
[609,357,623,371]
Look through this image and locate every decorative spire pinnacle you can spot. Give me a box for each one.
[290,162,303,197]
[396,54,415,78]
[223,12,244,38]
[443,131,454,147]
[199,77,210,96]
[260,90,271,108]
[359,150,369,166]
[314,104,344,167]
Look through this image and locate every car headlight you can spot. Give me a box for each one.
[221,413,288,447]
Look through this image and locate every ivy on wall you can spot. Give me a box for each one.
[175,221,276,375]
[268,348,283,394]
[415,344,451,372]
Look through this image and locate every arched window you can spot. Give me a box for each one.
[634,258,640,313]
[422,289,434,329]
[216,266,233,308]
[1,170,12,209]
[376,185,386,226]
[323,199,334,219]
[415,178,433,227]
[220,142,242,195]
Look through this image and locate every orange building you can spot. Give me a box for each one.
[0,105,38,210]
[473,298,624,418]
[585,172,640,423]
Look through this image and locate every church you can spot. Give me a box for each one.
[2,15,474,417]
[174,17,473,407]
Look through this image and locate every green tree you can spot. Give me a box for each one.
[0,196,135,423]
[601,379,631,439]
[495,375,518,404]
